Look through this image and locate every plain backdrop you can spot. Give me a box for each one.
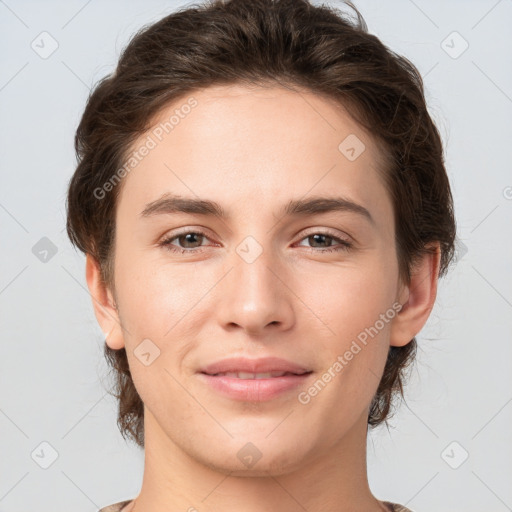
[0,1,511,511]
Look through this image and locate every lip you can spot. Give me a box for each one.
[200,356,311,375]
[198,357,313,401]
[198,373,312,401]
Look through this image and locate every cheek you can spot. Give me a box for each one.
[297,261,397,343]
[295,260,397,408]
[115,247,202,336]
[114,252,215,396]
[115,259,197,410]
[297,266,395,420]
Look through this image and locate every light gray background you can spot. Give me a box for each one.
[1,0,511,511]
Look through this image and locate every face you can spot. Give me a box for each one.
[106,84,408,475]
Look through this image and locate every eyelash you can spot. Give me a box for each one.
[158,229,353,254]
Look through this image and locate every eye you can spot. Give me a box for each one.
[295,231,353,253]
[158,229,212,254]
[158,229,353,254]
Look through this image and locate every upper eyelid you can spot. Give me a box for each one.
[160,226,352,245]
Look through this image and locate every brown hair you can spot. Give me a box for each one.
[66,0,456,448]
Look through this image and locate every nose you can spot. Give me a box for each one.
[215,245,295,337]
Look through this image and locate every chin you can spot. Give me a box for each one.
[193,432,314,477]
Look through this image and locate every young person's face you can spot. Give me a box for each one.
[89,84,438,475]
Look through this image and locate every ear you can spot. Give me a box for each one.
[85,253,125,350]
[390,242,441,347]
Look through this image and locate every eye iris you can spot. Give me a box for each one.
[179,232,203,248]
[165,231,346,252]
[309,234,332,248]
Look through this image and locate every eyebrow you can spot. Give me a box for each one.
[140,193,375,226]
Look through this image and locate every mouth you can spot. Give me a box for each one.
[197,357,313,401]
[199,356,312,376]
[202,370,311,379]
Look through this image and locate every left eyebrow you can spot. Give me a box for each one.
[282,196,375,226]
[139,193,375,226]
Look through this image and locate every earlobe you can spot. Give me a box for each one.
[390,243,441,348]
[85,253,125,350]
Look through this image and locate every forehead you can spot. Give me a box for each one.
[116,83,393,230]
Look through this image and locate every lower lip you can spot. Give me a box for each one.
[198,372,313,401]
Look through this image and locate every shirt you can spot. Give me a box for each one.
[98,499,414,511]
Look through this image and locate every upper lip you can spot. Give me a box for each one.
[200,357,311,375]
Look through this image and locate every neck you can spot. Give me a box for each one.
[130,408,387,512]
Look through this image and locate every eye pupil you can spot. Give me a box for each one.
[180,232,203,248]
[310,234,331,247]
[162,230,349,254]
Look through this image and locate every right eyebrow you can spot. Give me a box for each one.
[140,194,227,219]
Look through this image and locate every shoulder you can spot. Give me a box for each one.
[97,499,133,512]
[381,501,414,512]
[100,499,412,512]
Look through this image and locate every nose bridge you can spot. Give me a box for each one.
[218,234,293,334]
[234,236,280,307]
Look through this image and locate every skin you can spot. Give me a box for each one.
[86,83,440,512]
